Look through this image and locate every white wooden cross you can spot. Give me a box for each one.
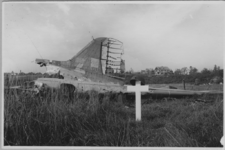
[127,81,149,121]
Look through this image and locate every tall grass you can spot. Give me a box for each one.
[4,74,44,87]
[4,86,223,147]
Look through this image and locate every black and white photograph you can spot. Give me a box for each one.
[2,2,224,147]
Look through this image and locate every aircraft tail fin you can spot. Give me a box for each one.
[69,37,124,76]
[36,37,125,84]
[69,37,106,75]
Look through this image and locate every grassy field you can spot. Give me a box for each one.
[4,82,223,147]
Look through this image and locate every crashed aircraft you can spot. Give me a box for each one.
[9,37,223,102]
[35,37,126,93]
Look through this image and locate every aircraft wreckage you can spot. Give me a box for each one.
[9,37,223,102]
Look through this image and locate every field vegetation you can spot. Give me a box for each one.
[4,83,223,147]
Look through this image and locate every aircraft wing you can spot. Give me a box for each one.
[5,86,38,92]
[6,86,21,89]
[147,87,201,96]
[149,87,222,95]
[126,86,223,97]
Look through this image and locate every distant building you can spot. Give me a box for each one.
[154,66,173,76]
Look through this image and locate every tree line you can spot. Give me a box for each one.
[6,65,223,85]
[125,65,223,85]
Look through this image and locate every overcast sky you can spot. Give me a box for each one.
[3,2,224,73]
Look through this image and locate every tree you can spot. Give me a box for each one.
[28,72,35,75]
[36,72,43,75]
[19,70,25,75]
[218,69,223,78]
[174,69,182,75]
[201,68,211,75]
[213,65,221,76]
[189,67,198,75]
[213,65,218,73]
[180,67,188,75]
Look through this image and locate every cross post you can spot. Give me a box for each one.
[127,80,149,121]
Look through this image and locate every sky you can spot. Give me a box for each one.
[2,2,224,73]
